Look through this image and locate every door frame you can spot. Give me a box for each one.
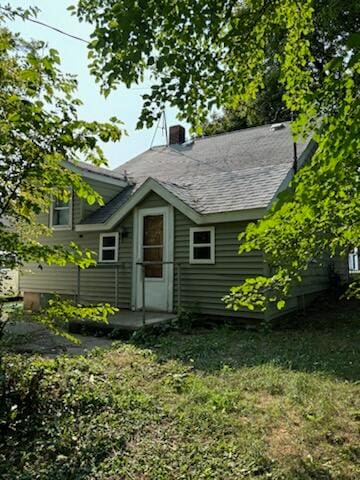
[131,205,174,312]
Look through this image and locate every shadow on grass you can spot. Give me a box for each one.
[132,297,360,382]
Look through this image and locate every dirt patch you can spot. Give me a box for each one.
[266,413,308,460]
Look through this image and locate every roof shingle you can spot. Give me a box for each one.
[81,123,311,224]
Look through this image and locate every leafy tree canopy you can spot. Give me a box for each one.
[202,67,289,136]
[73,0,359,311]
[0,5,121,336]
[203,0,359,135]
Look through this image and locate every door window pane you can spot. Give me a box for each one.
[143,215,163,246]
[143,215,164,278]
[143,247,163,278]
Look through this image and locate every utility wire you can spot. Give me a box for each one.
[2,8,152,91]
[28,17,151,90]
[26,16,90,44]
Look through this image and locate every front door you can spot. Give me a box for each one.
[135,206,173,312]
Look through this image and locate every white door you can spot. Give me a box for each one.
[134,206,173,312]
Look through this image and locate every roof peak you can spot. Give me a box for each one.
[148,120,292,151]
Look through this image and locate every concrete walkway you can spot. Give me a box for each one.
[2,307,176,356]
[3,320,114,356]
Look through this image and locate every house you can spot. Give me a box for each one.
[20,123,348,321]
[0,267,19,299]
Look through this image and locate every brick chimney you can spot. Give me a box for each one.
[169,125,185,145]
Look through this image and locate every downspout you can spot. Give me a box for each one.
[291,112,298,173]
[293,141,298,173]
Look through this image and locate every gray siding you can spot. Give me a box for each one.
[21,189,346,320]
[80,178,123,221]
[134,192,266,319]
[136,191,168,209]
[173,209,265,319]
[20,214,133,308]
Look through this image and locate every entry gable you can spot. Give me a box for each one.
[75,177,203,231]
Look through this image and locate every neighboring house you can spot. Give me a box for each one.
[0,249,19,299]
[0,268,19,298]
[20,123,348,321]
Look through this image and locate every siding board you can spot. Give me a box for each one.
[173,209,265,319]
[20,213,133,308]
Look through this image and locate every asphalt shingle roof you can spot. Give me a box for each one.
[81,123,311,224]
[75,160,126,181]
[115,122,308,182]
[158,164,291,214]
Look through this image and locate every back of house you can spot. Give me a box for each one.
[20,123,349,321]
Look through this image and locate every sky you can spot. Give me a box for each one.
[7,0,189,169]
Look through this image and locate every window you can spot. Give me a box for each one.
[50,196,71,229]
[189,226,215,264]
[143,215,163,278]
[99,233,119,263]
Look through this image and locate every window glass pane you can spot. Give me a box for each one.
[193,230,211,244]
[143,215,163,246]
[54,199,69,208]
[102,249,115,261]
[102,236,116,248]
[143,247,163,262]
[54,208,69,225]
[193,246,211,260]
[145,264,163,278]
[143,247,163,278]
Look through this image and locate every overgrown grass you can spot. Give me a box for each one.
[1,299,359,479]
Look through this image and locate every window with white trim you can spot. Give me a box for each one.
[50,197,71,228]
[99,233,119,262]
[189,226,215,264]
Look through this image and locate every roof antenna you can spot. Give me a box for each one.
[150,110,167,149]
[162,110,168,145]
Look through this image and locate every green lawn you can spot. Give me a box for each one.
[1,299,359,479]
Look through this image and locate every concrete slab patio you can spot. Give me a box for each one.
[69,309,177,333]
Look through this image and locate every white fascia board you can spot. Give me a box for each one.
[201,208,265,223]
[75,177,266,232]
[61,161,128,188]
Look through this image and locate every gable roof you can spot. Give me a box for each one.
[78,123,315,229]
[115,122,309,182]
[158,163,293,214]
[63,159,129,187]
[76,177,268,232]
[75,160,127,181]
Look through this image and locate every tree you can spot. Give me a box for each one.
[73,0,359,311]
[0,5,121,339]
[202,66,289,136]
[204,0,359,135]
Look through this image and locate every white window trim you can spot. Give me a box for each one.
[49,192,73,231]
[189,226,215,264]
[99,232,119,263]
